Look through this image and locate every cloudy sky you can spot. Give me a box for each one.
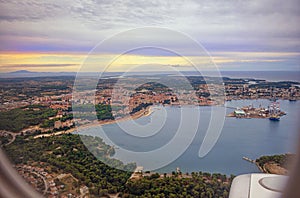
[0,0,299,72]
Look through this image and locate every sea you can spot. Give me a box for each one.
[76,99,299,175]
[219,71,300,82]
[74,70,300,175]
[2,70,299,82]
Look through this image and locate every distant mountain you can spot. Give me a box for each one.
[0,70,77,78]
[0,70,151,78]
[9,70,33,74]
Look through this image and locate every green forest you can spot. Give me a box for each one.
[3,133,233,197]
[0,104,116,132]
[4,134,133,196]
[0,104,57,132]
[256,153,295,169]
[124,172,232,198]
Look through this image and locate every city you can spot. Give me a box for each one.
[0,74,299,197]
[1,0,300,197]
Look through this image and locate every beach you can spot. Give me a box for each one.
[34,106,153,139]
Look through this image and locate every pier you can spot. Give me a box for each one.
[242,157,264,173]
[242,156,255,163]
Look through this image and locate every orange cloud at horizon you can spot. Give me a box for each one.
[0,51,295,73]
[0,52,85,72]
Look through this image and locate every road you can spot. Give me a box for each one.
[31,171,49,195]
[0,130,19,146]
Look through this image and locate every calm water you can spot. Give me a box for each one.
[220,71,300,82]
[181,71,300,82]
[77,99,299,175]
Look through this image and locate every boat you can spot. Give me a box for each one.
[289,98,296,102]
[269,115,280,121]
[268,101,281,121]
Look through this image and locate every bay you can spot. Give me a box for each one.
[76,99,299,175]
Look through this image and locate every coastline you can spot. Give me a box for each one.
[20,100,299,175]
[34,106,153,139]
[34,99,298,139]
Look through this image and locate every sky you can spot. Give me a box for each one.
[0,0,300,72]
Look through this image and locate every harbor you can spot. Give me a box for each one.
[77,99,298,175]
[227,101,286,120]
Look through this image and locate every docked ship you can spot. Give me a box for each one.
[269,115,280,121]
[268,102,281,121]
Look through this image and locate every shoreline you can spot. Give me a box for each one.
[33,98,298,139]
[34,106,153,139]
